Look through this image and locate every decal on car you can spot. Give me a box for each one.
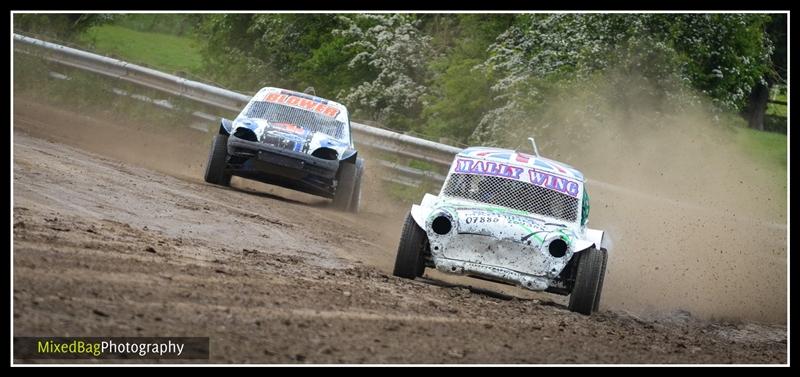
[270,122,308,135]
[461,147,584,181]
[454,158,524,180]
[264,92,341,118]
[453,156,581,198]
[528,170,580,197]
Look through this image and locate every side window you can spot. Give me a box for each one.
[581,188,590,226]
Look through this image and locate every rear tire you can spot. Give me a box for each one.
[333,161,357,211]
[393,212,427,279]
[568,247,604,315]
[204,134,231,186]
[592,248,608,312]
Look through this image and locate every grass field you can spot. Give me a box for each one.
[78,24,203,76]
[734,126,788,171]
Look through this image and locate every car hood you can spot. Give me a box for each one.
[232,117,351,159]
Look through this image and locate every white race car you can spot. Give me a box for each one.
[393,144,609,315]
[204,87,363,212]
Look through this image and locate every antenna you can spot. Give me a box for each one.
[303,86,316,95]
[528,137,540,157]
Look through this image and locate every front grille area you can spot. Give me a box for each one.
[441,173,580,223]
[244,101,346,139]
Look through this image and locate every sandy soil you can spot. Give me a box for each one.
[12,99,787,364]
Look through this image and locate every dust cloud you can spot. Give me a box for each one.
[494,70,787,323]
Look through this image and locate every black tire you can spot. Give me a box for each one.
[220,171,232,186]
[204,134,231,186]
[393,212,427,279]
[568,247,604,315]
[348,159,364,213]
[332,161,357,211]
[592,248,608,312]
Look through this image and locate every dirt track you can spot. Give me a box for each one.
[12,100,787,364]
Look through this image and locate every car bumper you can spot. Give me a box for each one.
[226,136,342,198]
[227,136,339,179]
[427,232,573,291]
[431,257,552,291]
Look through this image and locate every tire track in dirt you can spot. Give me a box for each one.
[12,100,786,363]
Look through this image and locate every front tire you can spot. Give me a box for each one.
[333,161,357,211]
[568,247,604,315]
[592,248,608,312]
[347,158,365,213]
[393,212,427,279]
[204,134,231,186]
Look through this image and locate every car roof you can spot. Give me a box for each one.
[457,146,585,182]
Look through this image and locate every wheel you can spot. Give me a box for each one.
[568,247,604,315]
[204,134,231,186]
[220,171,232,186]
[347,159,365,213]
[332,161,357,211]
[592,248,608,312]
[393,212,427,279]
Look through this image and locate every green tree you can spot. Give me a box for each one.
[473,13,778,145]
[660,14,773,118]
[744,14,786,130]
[421,14,514,144]
[332,14,433,130]
[197,14,363,97]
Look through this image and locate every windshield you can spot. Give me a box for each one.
[242,101,349,140]
[441,173,581,223]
